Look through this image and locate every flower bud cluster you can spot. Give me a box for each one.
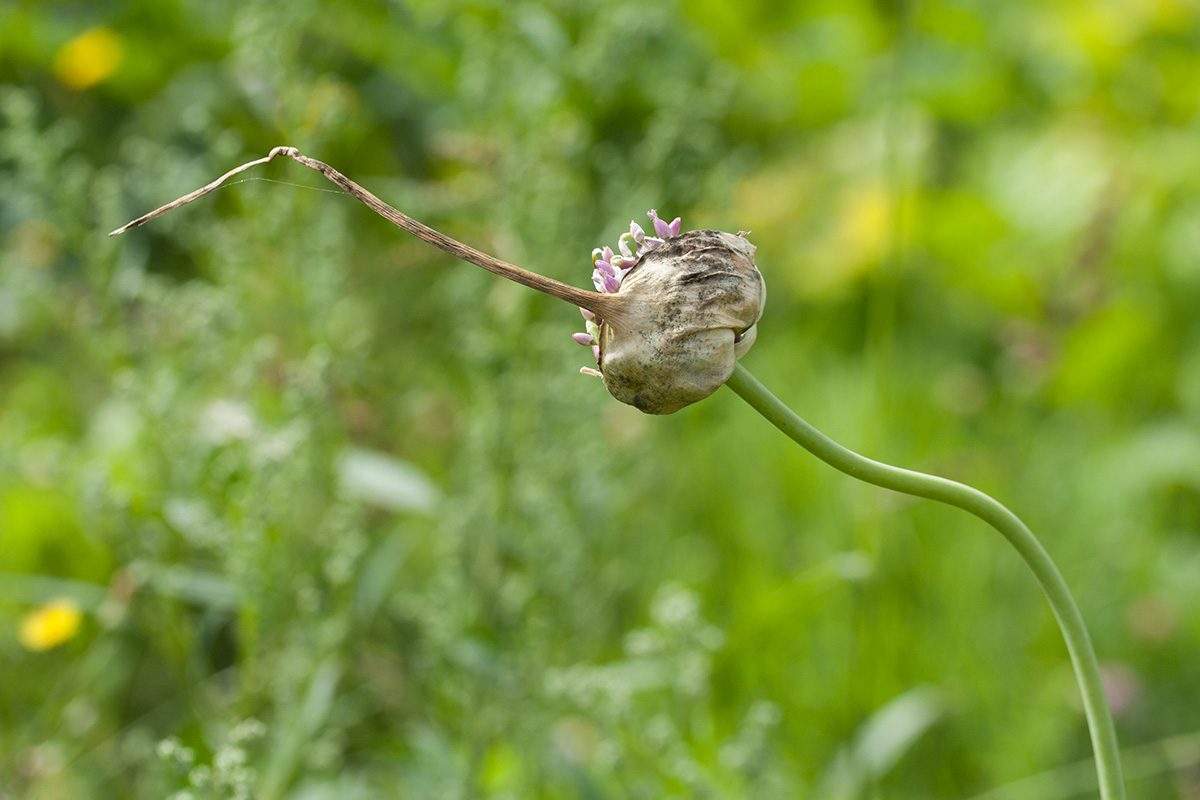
[573,209,682,373]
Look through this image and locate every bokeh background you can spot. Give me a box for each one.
[3,0,1200,797]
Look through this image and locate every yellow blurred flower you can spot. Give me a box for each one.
[802,182,894,298]
[53,27,123,90]
[835,182,891,264]
[19,598,82,652]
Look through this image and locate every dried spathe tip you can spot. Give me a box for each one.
[596,230,765,415]
[109,146,624,322]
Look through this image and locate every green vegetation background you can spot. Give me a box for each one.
[2,0,1199,797]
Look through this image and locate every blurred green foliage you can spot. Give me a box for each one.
[2,0,1200,797]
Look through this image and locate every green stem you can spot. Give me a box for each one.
[725,363,1125,800]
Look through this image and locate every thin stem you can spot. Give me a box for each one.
[110,147,623,322]
[724,363,1125,800]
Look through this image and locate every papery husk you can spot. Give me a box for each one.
[598,230,765,414]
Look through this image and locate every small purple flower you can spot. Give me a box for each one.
[618,233,635,259]
[648,209,682,240]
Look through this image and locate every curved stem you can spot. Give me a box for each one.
[725,363,1125,800]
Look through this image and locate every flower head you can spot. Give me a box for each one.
[572,212,765,414]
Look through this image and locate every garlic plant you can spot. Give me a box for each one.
[112,147,1127,800]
